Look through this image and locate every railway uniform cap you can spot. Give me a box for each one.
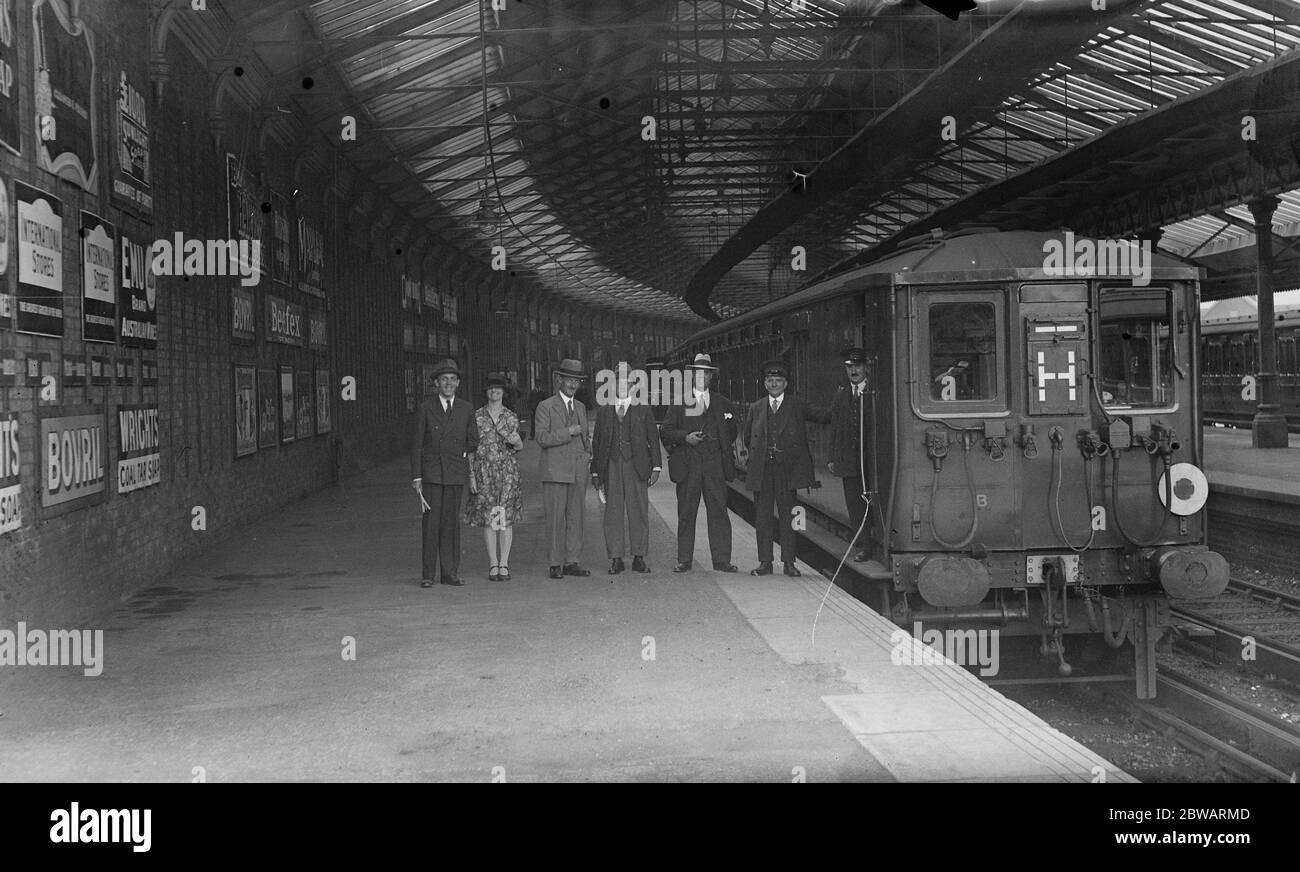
[553,358,587,380]
[840,347,867,365]
[762,359,788,379]
[687,353,719,372]
[432,358,461,378]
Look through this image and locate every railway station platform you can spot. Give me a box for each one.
[1202,426,1300,497]
[0,444,1130,782]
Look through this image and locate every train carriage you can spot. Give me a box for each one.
[1200,307,1300,429]
[671,230,1229,698]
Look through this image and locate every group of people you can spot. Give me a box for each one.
[409,347,873,587]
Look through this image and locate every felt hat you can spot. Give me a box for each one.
[553,358,587,380]
[431,358,460,378]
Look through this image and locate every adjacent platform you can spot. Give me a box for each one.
[0,443,1129,782]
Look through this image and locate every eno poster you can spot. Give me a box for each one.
[41,413,105,508]
[116,404,160,494]
[0,174,11,329]
[112,68,151,216]
[296,213,324,298]
[15,181,62,337]
[279,365,295,444]
[81,210,115,343]
[0,0,18,156]
[257,369,277,449]
[118,231,156,348]
[234,365,256,458]
[0,411,20,535]
[33,0,96,190]
[315,369,331,435]
[295,370,313,439]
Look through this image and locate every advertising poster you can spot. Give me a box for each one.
[0,0,18,155]
[116,404,160,494]
[0,411,20,535]
[296,213,324,297]
[231,287,254,344]
[308,308,326,351]
[257,369,277,449]
[266,292,304,346]
[112,68,151,215]
[40,413,105,508]
[279,365,295,444]
[423,281,437,310]
[226,153,263,280]
[0,174,11,329]
[234,365,256,457]
[118,231,157,348]
[271,191,289,286]
[315,369,331,435]
[81,210,115,343]
[33,0,96,190]
[295,370,313,440]
[15,181,62,337]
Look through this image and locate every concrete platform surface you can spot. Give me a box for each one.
[0,442,1127,782]
[1203,425,1300,498]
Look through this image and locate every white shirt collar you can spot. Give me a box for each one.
[770,393,784,405]
[694,388,710,399]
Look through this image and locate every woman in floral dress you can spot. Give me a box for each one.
[465,375,524,580]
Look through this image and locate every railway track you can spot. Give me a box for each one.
[1117,668,1300,782]
[1171,578,1300,688]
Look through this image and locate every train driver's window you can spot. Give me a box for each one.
[928,301,998,402]
[1099,287,1173,408]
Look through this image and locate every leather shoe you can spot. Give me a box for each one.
[548,566,564,579]
[420,579,436,588]
[672,562,691,573]
[632,556,649,573]
[750,562,773,576]
[441,576,465,586]
[608,558,625,575]
[712,562,738,572]
[563,563,591,577]
[783,563,801,577]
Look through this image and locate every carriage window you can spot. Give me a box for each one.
[1099,288,1173,409]
[928,301,999,402]
[1282,338,1297,375]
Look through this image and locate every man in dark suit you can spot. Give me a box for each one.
[536,358,593,579]
[591,363,662,575]
[661,353,739,573]
[743,360,817,577]
[411,358,479,587]
[828,347,873,561]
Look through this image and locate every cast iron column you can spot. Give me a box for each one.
[1248,196,1289,447]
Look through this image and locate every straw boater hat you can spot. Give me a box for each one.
[686,353,719,372]
[553,358,587,380]
[432,358,460,378]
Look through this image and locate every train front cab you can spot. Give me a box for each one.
[884,272,1228,698]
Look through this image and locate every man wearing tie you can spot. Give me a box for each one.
[411,358,479,587]
[661,353,739,573]
[743,360,816,577]
[536,358,593,579]
[591,364,662,575]
[828,347,873,561]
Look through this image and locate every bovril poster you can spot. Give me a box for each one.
[41,413,105,508]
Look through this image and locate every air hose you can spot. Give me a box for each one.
[929,432,979,549]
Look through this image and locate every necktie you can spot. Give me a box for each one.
[617,403,626,419]
[771,398,780,414]
[442,398,451,414]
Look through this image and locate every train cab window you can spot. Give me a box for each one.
[1099,287,1173,409]
[916,293,1006,414]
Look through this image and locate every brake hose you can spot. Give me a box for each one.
[929,434,978,549]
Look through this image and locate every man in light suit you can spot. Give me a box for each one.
[411,358,479,587]
[661,353,740,573]
[743,359,817,577]
[536,358,593,579]
[591,363,662,575]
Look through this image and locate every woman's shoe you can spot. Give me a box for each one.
[498,567,511,581]
[489,566,500,581]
